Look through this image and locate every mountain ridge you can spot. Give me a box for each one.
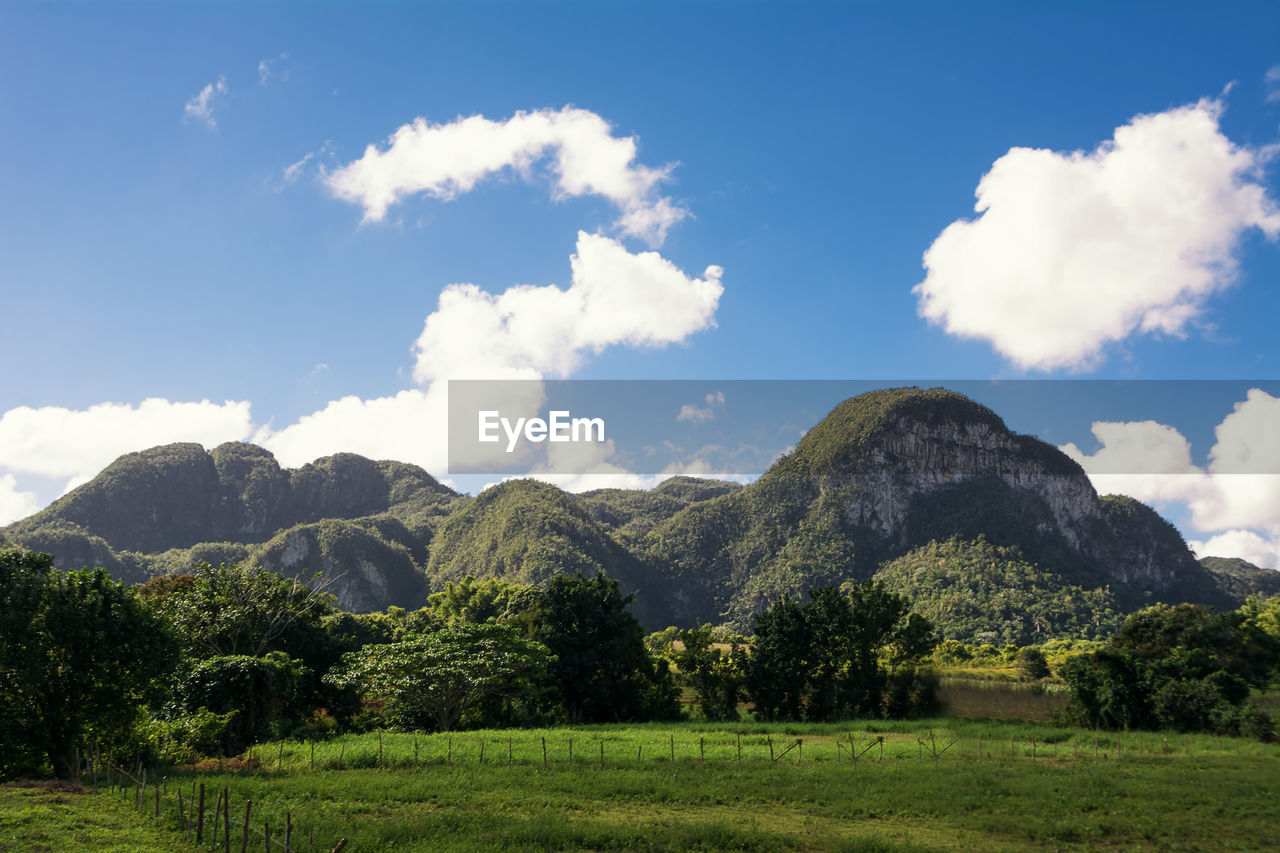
[3,387,1272,636]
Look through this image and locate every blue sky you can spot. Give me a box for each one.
[2,1,1279,565]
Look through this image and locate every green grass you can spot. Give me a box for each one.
[71,721,1280,852]
[0,781,196,852]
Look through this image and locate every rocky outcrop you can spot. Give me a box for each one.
[646,387,1224,629]
[248,518,427,613]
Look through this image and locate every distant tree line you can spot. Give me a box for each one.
[5,544,1277,782]
[1060,600,1280,739]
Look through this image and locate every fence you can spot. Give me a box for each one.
[78,746,347,853]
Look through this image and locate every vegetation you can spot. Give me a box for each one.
[745,583,938,721]
[36,723,1280,852]
[874,537,1122,645]
[0,551,177,779]
[2,387,1274,640]
[1060,603,1278,736]
[329,622,551,731]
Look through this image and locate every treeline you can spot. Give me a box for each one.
[1060,600,1280,740]
[0,549,939,780]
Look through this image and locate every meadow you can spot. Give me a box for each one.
[62,719,1280,853]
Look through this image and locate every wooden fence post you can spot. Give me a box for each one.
[737,732,741,762]
[241,799,252,853]
[542,736,547,767]
[223,788,231,853]
[197,783,206,844]
[700,737,704,764]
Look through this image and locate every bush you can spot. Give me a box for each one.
[1016,647,1050,681]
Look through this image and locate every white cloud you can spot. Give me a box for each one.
[915,97,1280,371]
[678,390,726,423]
[411,231,723,384]
[0,474,40,526]
[1266,65,1280,103]
[184,77,228,128]
[1063,389,1280,568]
[1189,530,1280,570]
[0,398,254,482]
[256,388,446,471]
[326,107,689,245]
[258,53,289,86]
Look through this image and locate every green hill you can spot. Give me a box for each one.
[0,387,1250,633]
[1199,555,1280,602]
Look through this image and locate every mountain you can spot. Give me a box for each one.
[3,443,460,611]
[1,387,1254,634]
[6,442,458,555]
[423,479,668,627]
[642,387,1231,632]
[1199,556,1280,603]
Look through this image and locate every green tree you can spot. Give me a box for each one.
[674,624,746,721]
[170,652,309,753]
[329,622,550,731]
[427,576,538,626]
[744,582,936,722]
[1061,603,1279,735]
[1017,647,1051,680]
[145,562,352,741]
[532,573,679,723]
[743,597,812,722]
[144,562,335,661]
[0,550,177,779]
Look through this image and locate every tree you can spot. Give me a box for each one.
[328,622,550,731]
[1060,603,1279,736]
[532,573,679,723]
[0,550,178,779]
[170,652,309,753]
[427,576,538,626]
[1016,647,1051,681]
[145,562,351,740]
[744,582,937,722]
[1059,648,1156,730]
[743,597,812,721]
[144,562,336,661]
[674,624,746,721]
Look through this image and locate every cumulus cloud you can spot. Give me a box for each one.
[0,398,254,482]
[1188,530,1280,570]
[678,391,726,423]
[1062,389,1280,568]
[184,77,228,127]
[411,231,722,383]
[326,107,688,245]
[256,388,446,471]
[0,474,40,525]
[915,97,1280,371]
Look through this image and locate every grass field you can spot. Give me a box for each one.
[64,720,1280,852]
[0,780,196,852]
